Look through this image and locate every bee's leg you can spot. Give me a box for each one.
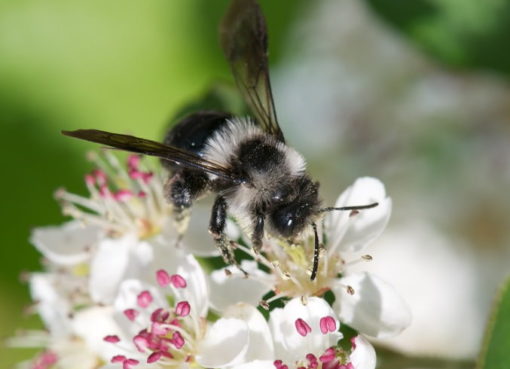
[165,169,208,242]
[250,210,265,255]
[209,195,247,276]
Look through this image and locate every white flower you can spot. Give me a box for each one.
[232,297,376,369]
[12,273,122,369]
[210,178,411,338]
[100,263,272,369]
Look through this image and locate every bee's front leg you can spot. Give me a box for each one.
[165,169,208,241]
[251,210,265,254]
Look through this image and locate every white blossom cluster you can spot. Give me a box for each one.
[13,152,411,369]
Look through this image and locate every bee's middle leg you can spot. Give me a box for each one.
[209,195,247,276]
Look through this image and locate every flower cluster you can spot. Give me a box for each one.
[12,153,411,369]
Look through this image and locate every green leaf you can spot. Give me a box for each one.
[365,0,510,77]
[477,276,510,369]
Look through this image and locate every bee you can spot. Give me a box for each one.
[62,0,377,280]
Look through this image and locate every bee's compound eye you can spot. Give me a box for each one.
[270,205,303,238]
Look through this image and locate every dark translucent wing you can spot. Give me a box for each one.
[62,129,243,183]
[220,0,285,142]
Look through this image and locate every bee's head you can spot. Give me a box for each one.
[269,176,320,238]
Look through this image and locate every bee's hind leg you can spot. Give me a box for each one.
[165,169,208,245]
[209,195,248,277]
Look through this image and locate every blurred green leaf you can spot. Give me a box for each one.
[477,276,510,369]
[365,0,510,76]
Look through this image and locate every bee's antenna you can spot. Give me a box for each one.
[311,222,320,281]
[319,202,379,213]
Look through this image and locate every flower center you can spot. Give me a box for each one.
[274,346,353,369]
[268,240,343,298]
[56,152,171,240]
[104,271,204,368]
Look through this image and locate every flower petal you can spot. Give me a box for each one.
[209,261,272,312]
[89,235,153,304]
[30,221,102,266]
[350,336,376,369]
[231,361,275,369]
[269,297,342,364]
[223,303,275,362]
[332,272,411,338]
[71,306,126,362]
[327,177,391,253]
[196,318,249,368]
[29,273,72,338]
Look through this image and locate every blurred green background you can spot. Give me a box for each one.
[1,0,509,367]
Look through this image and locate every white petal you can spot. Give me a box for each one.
[209,261,272,312]
[350,336,376,369]
[269,297,342,364]
[29,273,72,338]
[196,318,249,368]
[231,361,274,369]
[327,177,391,253]
[30,221,102,266]
[50,339,100,369]
[89,234,152,304]
[223,303,274,362]
[333,272,411,338]
[178,205,221,257]
[71,306,124,361]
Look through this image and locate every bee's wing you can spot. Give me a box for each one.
[62,129,244,184]
[220,0,285,143]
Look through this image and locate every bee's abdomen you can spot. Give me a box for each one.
[164,111,232,157]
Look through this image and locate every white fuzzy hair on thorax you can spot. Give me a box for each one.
[202,117,306,177]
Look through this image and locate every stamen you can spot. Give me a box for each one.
[295,318,312,337]
[123,309,139,321]
[128,155,141,170]
[137,290,153,308]
[175,301,191,317]
[114,189,133,202]
[151,322,171,336]
[123,358,139,369]
[147,351,163,363]
[259,300,270,310]
[319,316,337,334]
[94,169,107,186]
[133,334,149,352]
[170,274,187,288]
[85,174,95,186]
[306,353,318,369]
[235,243,273,269]
[345,254,373,267]
[156,269,171,287]
[111,355,126,363]
[151,308,170,323]
[171,331,185,349]
[103,335,120,343]
[319,347,336,363]
[32,351,58,369]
